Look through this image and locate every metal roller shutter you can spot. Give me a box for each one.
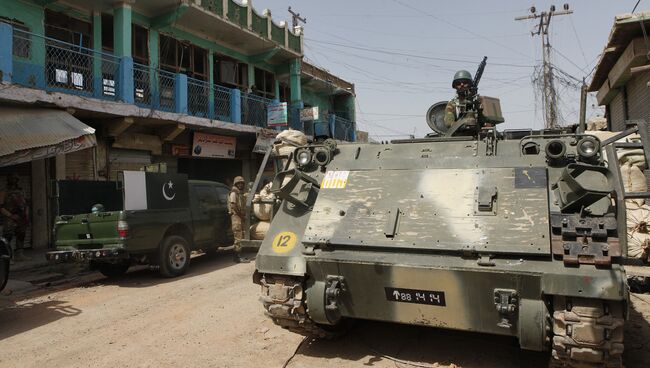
[65,147,96,180]
[627,70,650,122]
[108,149,152,180]
[609,92,626,131]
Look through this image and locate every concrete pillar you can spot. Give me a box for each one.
[230,88,241,123]
[148,29,160,108]
[55,155,66,180]
[92,12,102,98]
[31,159,48,249]
[208,52,215,119]
[174,73,188,114]
[114,4,132,58]
[0,22,13,83]
[114,3,134,103]
[328,113,336,139]
[289,58,303,130]
[274,79,280,100]
[247,63,255,91]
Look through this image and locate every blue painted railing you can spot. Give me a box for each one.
[1,25,354,137]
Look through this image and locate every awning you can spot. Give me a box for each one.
[0,107,96,167]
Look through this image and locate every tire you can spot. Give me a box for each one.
[96,262,130,278]
[159,235,191,278]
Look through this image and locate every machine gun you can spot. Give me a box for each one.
[459,56,487,120]
[426,56,504,136]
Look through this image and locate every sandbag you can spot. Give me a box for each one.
[276,129,308,146]
[621,163,647,206]
[252,183,275,221]
[627,204,650,260]
[250,221,270,240]
[253,202,272,221]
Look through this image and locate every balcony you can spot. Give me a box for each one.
[6,27,276,126]
[2,25,355,141]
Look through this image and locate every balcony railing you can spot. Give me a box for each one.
[241,92,272,127]
[3,26,353,140]
[333,115,356,142]
[13,28,119,100]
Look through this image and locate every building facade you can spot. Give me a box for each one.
[589,12,650,131]
[0,0,356,249]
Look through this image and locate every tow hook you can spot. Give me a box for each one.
[325,275,346,321]
[494,288,518,329]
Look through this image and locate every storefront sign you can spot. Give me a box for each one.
[253,129,278,154]
[300,106,319,122]
[171,144,190,157]
[192,132,236,159]
[267,102,288,127]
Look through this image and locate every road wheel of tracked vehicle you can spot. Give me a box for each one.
[159,236,190,278]
[549,296,625,368]
[258,274,349,339]
[94,261,130,278]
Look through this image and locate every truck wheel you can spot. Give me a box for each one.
[96,262,130,278]
[159,235,190,278]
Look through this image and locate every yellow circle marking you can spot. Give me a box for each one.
[271,231,298,254]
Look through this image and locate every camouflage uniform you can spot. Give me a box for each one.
[443,97,459,128]
[1,175,29,261]
[228,176,246,262]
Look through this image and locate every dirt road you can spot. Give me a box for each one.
[1,252,649,368]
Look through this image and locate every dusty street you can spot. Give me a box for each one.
[1,252,649,368]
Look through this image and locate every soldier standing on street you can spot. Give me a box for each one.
[443,70,474,128]
[228,176,249,263]
[0,174,30,263]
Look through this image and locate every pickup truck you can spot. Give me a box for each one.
[46,172,232,278]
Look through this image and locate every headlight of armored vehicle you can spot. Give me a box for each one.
[313,147,331,166]
[545,140,566,160]
[576,137,600,160]
[295,148,312,167]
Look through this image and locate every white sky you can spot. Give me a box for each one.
[255,0,637,140]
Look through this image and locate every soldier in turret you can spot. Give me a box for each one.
[443,70,474,128]
[228,176,249,263]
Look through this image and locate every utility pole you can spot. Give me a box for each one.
[515,4,573,129]
[288,6,306,30]
[578,78,587,133]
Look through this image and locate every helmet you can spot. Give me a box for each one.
[91,203,105,213]
[452,70,473,88]
[233,176,245,185]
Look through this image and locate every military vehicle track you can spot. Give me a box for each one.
[549,296,625,368]
[259,275,338,339]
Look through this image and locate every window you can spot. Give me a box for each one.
[101,14,114,52]
[214,54,248,89]
[1,18,30,58]
[159,34,207,80]
[132,24,148,64]
[195,185,220,210]
[215,186,229,204]
[279,83,290,103]
[45,10,92,47]
[253,67,275,99]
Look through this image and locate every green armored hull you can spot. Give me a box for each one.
[254,127,638,367]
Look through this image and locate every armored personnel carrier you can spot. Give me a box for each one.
[253,71,646,367]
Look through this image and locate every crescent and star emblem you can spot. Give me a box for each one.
[162,180,176,201]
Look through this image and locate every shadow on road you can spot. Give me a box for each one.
[94,249,248,289]
[624,293,650,368]
[294,320,549,368]
[0,299,81,341]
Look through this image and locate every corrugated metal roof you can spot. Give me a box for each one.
[0,107,95,157]
[589,11,650,91]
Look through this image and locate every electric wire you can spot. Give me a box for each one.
[390,0,533,60]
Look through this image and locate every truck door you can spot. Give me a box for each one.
[190,184,221,246]
[213,185,232,244]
